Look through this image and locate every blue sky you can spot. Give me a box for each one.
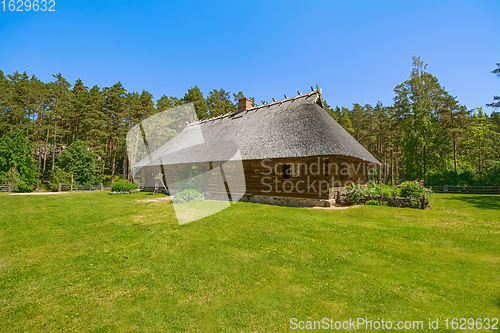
[1,0,499,112]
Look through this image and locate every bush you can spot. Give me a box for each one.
[364,199,388,206]
[345,183,365,204]
[111,182,138,192]
[50,167,71,191]
[411,200,421,209]
[1,165,24,192]
[172,189,204,204]
[365,182,396,197]
[397,180,432,198]
[380,187,396,197]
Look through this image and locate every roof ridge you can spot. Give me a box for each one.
[186,90,321,128]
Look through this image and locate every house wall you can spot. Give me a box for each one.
[142,155,374,202]
[238,156,371,200]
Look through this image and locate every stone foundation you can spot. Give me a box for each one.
[239,194,335,208]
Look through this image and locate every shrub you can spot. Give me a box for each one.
[411,200,421,209]
[1,165,24,192]
[50,167,71,191]
[345,183,365,205]
[364,199,388,206]
[172,189,204,204]
[397,180,432,198]
[365,182,396,197]
[380,188,396,197]
[111,182,138,192]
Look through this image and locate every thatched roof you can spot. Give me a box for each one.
[135,90,380,167]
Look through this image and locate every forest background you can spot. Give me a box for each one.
[1,57,499,191]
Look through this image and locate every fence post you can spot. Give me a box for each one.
[421,192,427,210]
[100,182,104,191]
[70,174,74,191]
[444,185,448,193]
[8,183,12,193]
[58,183,62,192]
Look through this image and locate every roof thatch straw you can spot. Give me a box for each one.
[135,91,380,167]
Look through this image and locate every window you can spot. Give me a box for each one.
[283,164,291,179]
[282,163,300,179]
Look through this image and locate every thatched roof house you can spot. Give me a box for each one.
[136,89,380,207]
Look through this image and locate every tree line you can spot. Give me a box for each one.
[323,57,500,186]
[0,70,251,190]
[0,56,499,191]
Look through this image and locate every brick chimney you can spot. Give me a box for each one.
[238,97,253,112]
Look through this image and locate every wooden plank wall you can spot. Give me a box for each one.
[143,155,374,199]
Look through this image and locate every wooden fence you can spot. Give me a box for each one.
[431,185,500,194]
[59,183,103,192]
[0,183,12,193]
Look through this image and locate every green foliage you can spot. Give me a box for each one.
[182,86,209,120]
[393,56,455,181]
[1,165,23,192]
[411,200,421,209]
[58,141,101,185]
[206,88,236,117]
[172,189,204,204]
[111,182,138,192]
[364,199,388,206]
[463,107,495,174]
[345,183,365,204]
[0,130,37,192]
[397,180,431,198]
[486,63,500,109]
[156,94,181,112]
[365,182,397,197]
[49,167,71,191]
[1,65,499,193]
[380,188,396,197]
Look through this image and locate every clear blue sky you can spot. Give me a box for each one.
[1,0,499,112]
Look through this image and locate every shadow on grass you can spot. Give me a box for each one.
[446,195,500,211]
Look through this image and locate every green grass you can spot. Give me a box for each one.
[0,192,499,332]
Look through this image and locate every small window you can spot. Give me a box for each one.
[283,164,291,179]
[282,163,300,179]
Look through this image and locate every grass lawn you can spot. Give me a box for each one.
[0,192,499,332]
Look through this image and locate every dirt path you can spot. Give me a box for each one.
[9,192,68,195]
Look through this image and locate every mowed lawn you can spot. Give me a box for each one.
[0,192,499,332]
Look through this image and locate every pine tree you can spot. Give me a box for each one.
[206,88,235,117]
[0,70,10,135]
[70,79,89,143]
[182,86,209,120]
[486,63,500,109]
[156,94,181,112]
[103,82,127,185]
[48,73,72,172]
[463,107,495,174]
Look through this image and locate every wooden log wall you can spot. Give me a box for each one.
[143,155,375,199]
